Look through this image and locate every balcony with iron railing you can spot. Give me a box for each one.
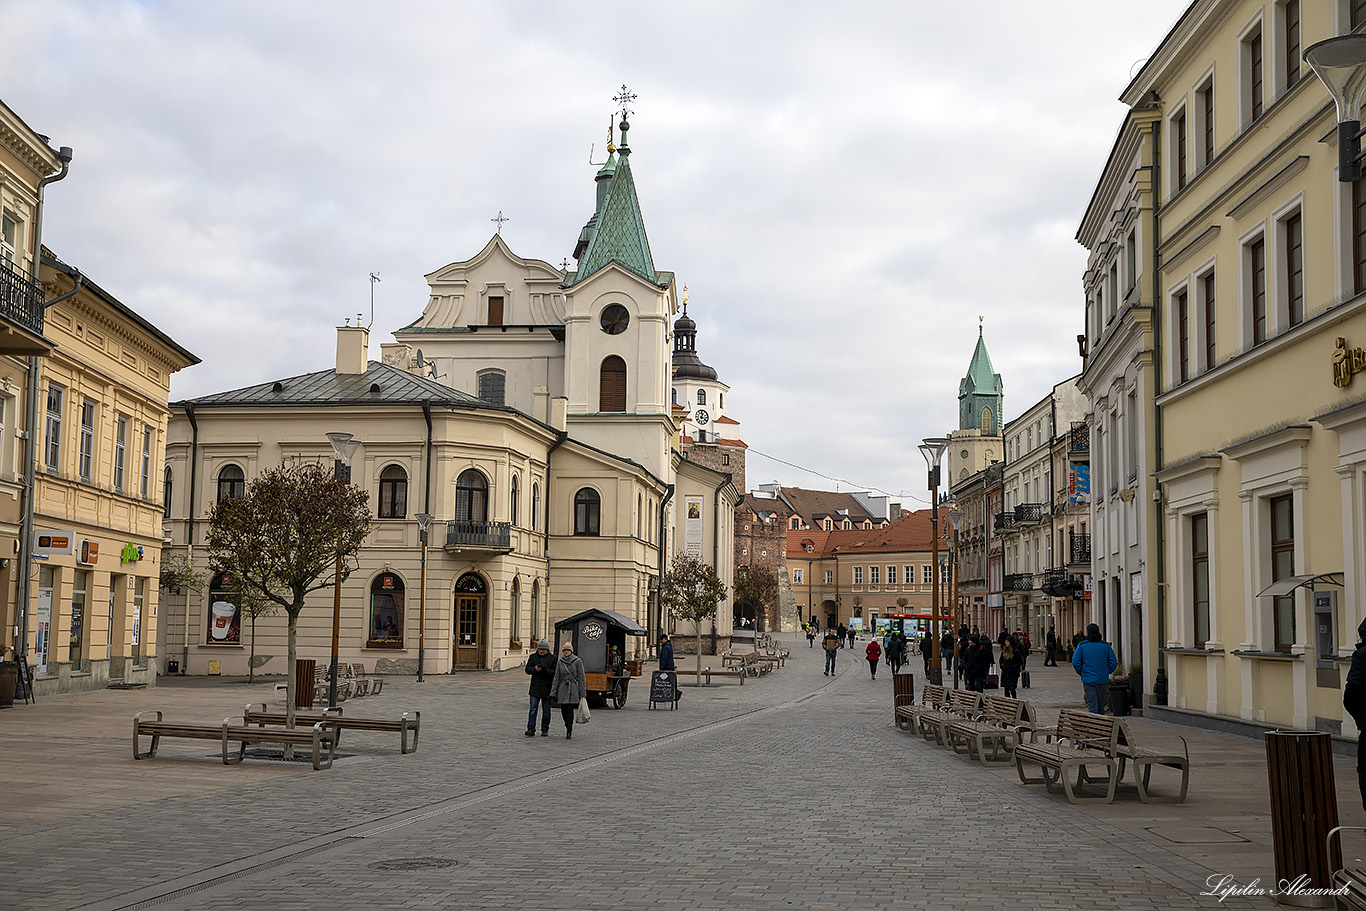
[1068,421,1089,458]
[993,512,1018,534]
[0,258,51,354]
[1003,572,1035,592]
[1013,502,1047,525]
[1040,569,1084,599]
[1068,532,1092,566]
[444,519,512,554]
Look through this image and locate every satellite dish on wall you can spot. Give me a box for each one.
[415,350,426,368]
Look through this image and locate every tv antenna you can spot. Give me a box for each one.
[368,272,380,328]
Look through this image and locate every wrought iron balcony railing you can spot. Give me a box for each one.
[993,512,1017,533]
[0,259,46,338]
[445,519,512,550]
[1013,502,1047,525]
[1068,532,1092,565]
[1003,572,1034,592]
[1069,421,1090,455]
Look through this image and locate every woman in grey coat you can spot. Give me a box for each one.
[550,641,588,739]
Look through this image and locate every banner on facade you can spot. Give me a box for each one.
[684,495,703,557]
[34,587,52,674]
[1069,466,1090,503]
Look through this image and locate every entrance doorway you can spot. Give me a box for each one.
[453,573,487,669]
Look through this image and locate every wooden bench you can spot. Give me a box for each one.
[722,651,766,678]
[244,703,419,754]
[1014,708,1120,803]
[676,666,744,686]
[133,710,338,770]
[916,689,984,746]
[346,662,384,696]
[946,695,1036,765]
[1115,721,1189,803]
[894,683,946,733]
[1328,828,1365,909]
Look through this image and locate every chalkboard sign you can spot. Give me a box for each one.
[649,671,677,709]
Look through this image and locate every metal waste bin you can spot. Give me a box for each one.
[294,659,317,709]
[1265,731,1341,907]
[892,673,915,725]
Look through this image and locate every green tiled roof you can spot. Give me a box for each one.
[960,328,1002,397]
[567,153,658,287]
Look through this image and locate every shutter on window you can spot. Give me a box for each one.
[600,357,626,412]
[488,296,504,326]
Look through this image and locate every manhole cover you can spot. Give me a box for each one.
[369,858,457,872]
[1147,826,1250,844]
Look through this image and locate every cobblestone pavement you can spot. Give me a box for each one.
[3,636,1360,910]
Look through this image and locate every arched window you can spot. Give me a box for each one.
[510,576,521,643]
[477,370,506,405]
[216,464,245,503]
[531,481,540,531]
[378,465,408,518]
[719,392,724,408]
[574,488,601,536]
[671,388,677,405]
[697,389,706,405]
[456,469,488,523]
[981,407,992,433]
[368,572,405,647]
[637,493,642,538]
[163,466,173,519]
[600,356,626,412]
[530,579,540,640]
[510,474,520,527]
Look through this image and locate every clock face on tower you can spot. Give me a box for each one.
[600,304,630,335]
[694,409,710,425]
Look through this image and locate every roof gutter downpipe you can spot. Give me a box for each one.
[656,483,675,640]
[16,146,72,669]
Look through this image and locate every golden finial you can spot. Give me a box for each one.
[606,118,616,154]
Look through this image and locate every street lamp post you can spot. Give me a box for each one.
[416,513,432,682]
[947,504,964,689]
[918,437,949,686]
[326,431,360,710]
[1305,36,1366,181]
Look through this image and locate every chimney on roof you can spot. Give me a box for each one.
[533,386,549,423]
[337,324,369,375]
[550,395,568,431]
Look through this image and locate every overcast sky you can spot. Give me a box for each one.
[4,0,1191,508]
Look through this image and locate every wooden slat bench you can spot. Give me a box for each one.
[946,695,1036,765]
[132,710,338,770]
[1115,721,1189,803]
[346,662,384,697]
[917,688,984,746]
[244,703,420,754]
[894,683,946,733]
[1328,828,1364,909]
[1014,708,1120,803]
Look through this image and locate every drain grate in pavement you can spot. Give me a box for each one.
[1147,826,1250,844]
[368,857,457,872]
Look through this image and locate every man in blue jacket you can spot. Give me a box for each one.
[1072,623,1118,714]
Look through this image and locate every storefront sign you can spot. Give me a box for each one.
[33,530,74,557]
[34,589,51,674]
[1334,337,1366,387]
[120,543,143,564]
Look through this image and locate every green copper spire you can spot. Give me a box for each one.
[959,323,1003,434]
[567,115,659,287]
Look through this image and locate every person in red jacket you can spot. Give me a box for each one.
[865,638,882,680]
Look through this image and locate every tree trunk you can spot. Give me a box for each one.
[285,609,298,759]
[248,613,257,683]
[696,622,703,684]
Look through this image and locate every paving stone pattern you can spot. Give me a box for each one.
[1,636,1349,909]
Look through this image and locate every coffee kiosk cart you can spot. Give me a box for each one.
[554,608,646,709]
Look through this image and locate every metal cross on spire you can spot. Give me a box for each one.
[491,211,509,233]
[613,84,637,119]
[560,258,571,271]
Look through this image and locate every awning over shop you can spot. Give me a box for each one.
[1256,572,1345,598]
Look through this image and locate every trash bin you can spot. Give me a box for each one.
[295,659,317,709]
[1266,731,1340,907]
[892,673,915,723]
[1109,683,1130,716]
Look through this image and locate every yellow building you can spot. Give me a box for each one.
[1092,0,1366,732]
[27,250,198,694]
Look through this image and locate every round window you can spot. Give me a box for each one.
[600,304,630,335]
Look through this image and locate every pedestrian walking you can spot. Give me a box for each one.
[837,622,847,647]
[550,641,588,739]
[939,630,954,677]
[658,633,681,703]
[963,635,991,692]
[999,636,1023,698]
[1343,618,1366,810]
[920,630,933,675]
[865,638,881,679]
[1045,626,1059,667]
[1072,623,1118,714]
[524,638,556,737]
[847,627,856,649]
[823,628,840,675]
[807,623,817,648]
[1016,628,1031,669]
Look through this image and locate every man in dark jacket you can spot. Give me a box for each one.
[1343,618,1366,810]
[658,633,681,703]
[1045,626,1059,666]
[920,630,933,675]
[525,639,557,736]
[963,635,992,692]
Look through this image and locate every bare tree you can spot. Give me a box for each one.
[659,554,728,684]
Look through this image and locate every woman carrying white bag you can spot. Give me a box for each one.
[550,641,589,739]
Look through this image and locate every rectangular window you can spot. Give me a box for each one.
[1125,231,1136,294]
[1176,288,1190,383]
[71,569,89,672]
[487,295,504,326]
[44,384,63,472]
[477,372,506,405]
[1271,493,1295,652]
[792,568,803,584]
[853,566,863,585]
[79,400,96,482]
[1175,110,1188,190]
[141,426,152,499]
[1202,82,1215,167]
[887,565,897,586]
[869,565,879,585]
[132,577,146,666]
[1284,1,1300,86]
[1202,271,1217,371]
[922,565,933,585]
[114,414,128,492]
[1285,211,1303,328]
[904,566,913,587]
[0,210,16,266]
[824,570,833,585]
[1250,237,1267,344]
[1192,513,1210,648]
[1249,29,1264,121]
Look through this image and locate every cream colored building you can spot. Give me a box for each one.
[27,251,197,694]
[1091,0,1366,732]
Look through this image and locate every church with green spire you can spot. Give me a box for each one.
[947,325,1004,487]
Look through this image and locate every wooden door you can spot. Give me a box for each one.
[455,595,485,669]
